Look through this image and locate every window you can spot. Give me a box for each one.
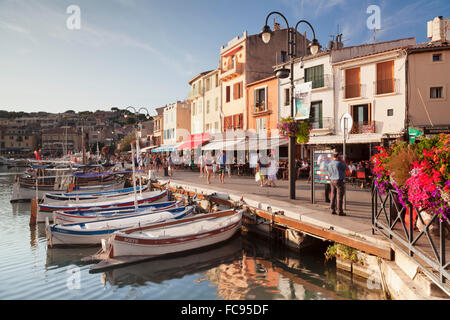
[430,87,443,99]
[206,100,210,114]
[254,87,267,113]
[345,67,360,98]
[284,88,290,106]
[206,78,210,91]
[376,60,394,94]
[256,118,267,135]
[433,54,442,62]
[215,74,219,87]
[198,100,202,113]
[226,86,231,102]
[233,82,243,100]
[350,104,375,133]
[309,101,323,129]
[387,109,394,116]
[215,97,219,111]
[192,103,196,116]
[305,64,324,89]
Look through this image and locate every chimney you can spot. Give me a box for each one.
[273,22,281,31]
[427,16,450,42]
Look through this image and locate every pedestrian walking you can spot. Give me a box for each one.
[218,150,227,184]
[205,150,215,185]
[327,152,347,216]
[199,154,205,177]
[266,150,278,187]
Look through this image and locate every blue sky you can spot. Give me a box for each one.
[1,0,449,114]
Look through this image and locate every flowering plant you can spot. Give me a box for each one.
[371,133,449,221]
[277,117,311,144]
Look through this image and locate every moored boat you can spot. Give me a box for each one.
[53,199,183,224]
[37,189,169,223]
[90,209,243,271]
[46,206,194,247]
[45,185,148,201]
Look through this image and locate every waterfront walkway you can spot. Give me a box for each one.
[149,168,391,256]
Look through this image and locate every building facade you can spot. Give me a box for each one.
[219,26,309,132]
[163,101,191,145]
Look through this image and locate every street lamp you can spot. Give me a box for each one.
[260,12,320,200]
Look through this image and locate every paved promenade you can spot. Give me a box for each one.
[149,168,389,249]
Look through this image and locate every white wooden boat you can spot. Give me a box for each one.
[46,206,194,247]
[95,209,242,269]
[37,189,168,223]
[53,200,183,224]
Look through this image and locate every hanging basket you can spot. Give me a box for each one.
[277,117,311,144]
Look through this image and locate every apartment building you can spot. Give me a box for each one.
[162,101,191,145]
[219,25,309,132]
[246,75,279,138]
[188,70,213,135]
[406,16,450,136]
[203,69,222,134]
[152,107,165,146]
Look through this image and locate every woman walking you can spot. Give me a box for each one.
[266,150,278,187]
[205,150,215,185]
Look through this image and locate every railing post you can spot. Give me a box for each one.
[409,204,413,257]
[371,182,375,235]
[440,219,445,283]
[389,190,393,239]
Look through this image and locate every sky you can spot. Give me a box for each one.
[1,0,449,115]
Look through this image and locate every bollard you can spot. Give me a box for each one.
[30,199,37,226]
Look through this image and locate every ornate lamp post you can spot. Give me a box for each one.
[260,12,320,199]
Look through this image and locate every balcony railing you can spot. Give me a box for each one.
[372,184,450,295]
[220,62,244,81]
[307,74,333,89]
[374,78,400,95]
[310,117,334,131]
[188,86,205,100]
[342,84,366,99]
[253,101,267,114]
[350,121,375,134]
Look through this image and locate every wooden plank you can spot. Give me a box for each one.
[245,205,393,260]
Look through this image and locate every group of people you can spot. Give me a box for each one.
[198,150,229,184]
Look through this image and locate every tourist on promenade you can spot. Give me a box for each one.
[155,155,162,172]
[266,150,278,187]
[198,153,205,178]
[217,150,226,184]
[205,150,215,184]
[168,155,174,177]
[327,152,347,216]
[256,152,269,187]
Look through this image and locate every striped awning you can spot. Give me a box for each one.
[151,142,184,153]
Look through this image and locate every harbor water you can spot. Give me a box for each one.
[0,166,384,300]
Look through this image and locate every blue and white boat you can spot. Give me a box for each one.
[53,199,183,224]
[45,185,149,201]
[46,206,194,247]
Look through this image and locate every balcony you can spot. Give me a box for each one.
[188,86,204,100]
[308,74,333,90]
[310,117,334,132]
[350,121,376,134]
[220,62,244,82]
[342,84,366,99]
[374,78,400,95]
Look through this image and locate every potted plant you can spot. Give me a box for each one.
[277,117,311,144]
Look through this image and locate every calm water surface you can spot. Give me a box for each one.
[0,166,384,300]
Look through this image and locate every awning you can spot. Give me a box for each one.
[151,142,184,153]
[236,137,288,151]
[177,133,210,150]
[202,138,245,151]
[308,134,383,145]
[223,45,243,57]
[141,146,158,153]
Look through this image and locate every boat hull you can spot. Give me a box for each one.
[110,212,242,258]
[46,207,193,247]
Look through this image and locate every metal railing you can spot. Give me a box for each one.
[350,121,375,134]
[188,86,205,99]
[310,116,334,130]
[342,84,366,99]
[374,78,400,95]
[372,184,450,295]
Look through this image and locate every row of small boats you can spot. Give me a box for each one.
[41,183,243,271]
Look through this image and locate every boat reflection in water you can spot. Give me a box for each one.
[102,234,243,287]
[100,233,384,300]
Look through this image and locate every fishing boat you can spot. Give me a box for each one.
[10,167,128,203]
[37,189,169,223]
[53,200,183,224]
[46,206,194,247]
[45,185,148,201]
[90,209,243,271]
